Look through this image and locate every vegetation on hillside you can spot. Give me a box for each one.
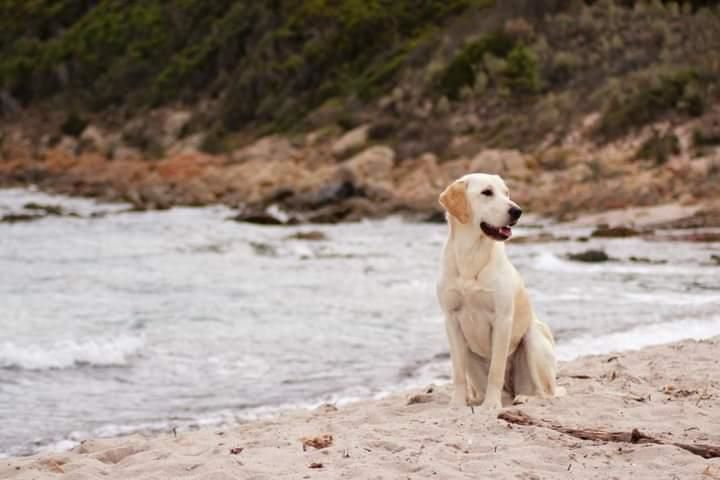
[1,0,719,156]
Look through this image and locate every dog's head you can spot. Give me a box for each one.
[438,173,522,241]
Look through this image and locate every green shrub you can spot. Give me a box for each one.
[597,69,707,138]
[693,128,720,146]
[60,112,87,137]
[503,44,541,94]
[550,51,582,84]
[635,130,680,165]
[436,31,515,99]
[0,0,495,129]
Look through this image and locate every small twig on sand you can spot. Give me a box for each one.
[498,410,720,459]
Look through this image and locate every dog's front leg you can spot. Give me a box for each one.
[445,316,469,407]
[481,313,513,410]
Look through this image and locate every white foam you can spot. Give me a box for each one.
[0,336,144,370]
[556,315,720,361]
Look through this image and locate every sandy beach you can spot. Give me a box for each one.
[3,337,720,479]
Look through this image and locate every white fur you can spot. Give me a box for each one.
[437,173,561,409]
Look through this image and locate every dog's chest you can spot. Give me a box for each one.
[444,279,496,357]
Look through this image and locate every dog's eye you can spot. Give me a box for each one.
[482,189,493,197]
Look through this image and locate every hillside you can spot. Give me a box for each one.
[1,0,720,223]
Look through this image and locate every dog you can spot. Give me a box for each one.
[436,173,561,409]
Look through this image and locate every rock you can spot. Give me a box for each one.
[289,180,358,209]
[181,178,216,206]
[512,232,571,244]
[305,197,385,224]
[163,110,192,141]
[441,157,471,181]
[231,209,287,225]
[156,153,220,181]
[537,147,580,170]
[689,156,720,179]
[19,202,81,218]
[567,249,612,262]
[225,158,314,206]
[80,125,111,155]
[567,163,594,183]
[57,136,79,155]
[394,153,444,212]
[0,90,21,115]
[469,149,530,179]
[341,145,395,187]
[249,241,277,256]
[629,256,667,265]
[406,393,434,405]
[655,232,720,242]
[286,231,328,241]
[1,213,44,223]
[229,136,296,164]
[470,150,504,174]
[423,211,447,223]
[112,146,143,162]
[503,151,530,178]
[138,184,174,210]
[590,225,642,238]
[167,133,205,156]
[332,125,369,158]
[693,111,720,146]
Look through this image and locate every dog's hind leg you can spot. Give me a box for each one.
[512,319,560,399]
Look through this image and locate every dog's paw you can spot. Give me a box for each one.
[479,397,503,411]
[449,388,467,408]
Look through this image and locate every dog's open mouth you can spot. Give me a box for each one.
[481,222,513,241]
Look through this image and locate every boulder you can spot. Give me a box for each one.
[441,157,471,182]
[163,110,192,141]
[469,149,531,179]
[112,146,143,162]
[394,153,444,211]
[80,125,111,155]
[341,145,395,187]
[229,136,296,164]
[167,133,205,156]
[56,136,79,155]
[331,125,369,158]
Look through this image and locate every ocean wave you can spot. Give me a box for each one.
[0,336,144,370]
[556,315,720,362]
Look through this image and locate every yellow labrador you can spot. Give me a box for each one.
[436,173,561,409]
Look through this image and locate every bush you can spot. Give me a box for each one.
[436,31,515,99]
[550,51,582,84]
[597,69,707,138]
[60,112,87,137]
[635,130,680,165]
[693,128,720,146]
[503,44,541,94]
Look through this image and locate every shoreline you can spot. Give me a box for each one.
[4,337,720,479]
[2,183,720,231]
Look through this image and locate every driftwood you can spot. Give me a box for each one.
[498,410,720,459]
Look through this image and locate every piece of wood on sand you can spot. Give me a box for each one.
[498,410,720,459]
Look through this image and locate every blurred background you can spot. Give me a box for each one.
[1,0,719,459]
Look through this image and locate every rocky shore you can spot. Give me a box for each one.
[2,108,720,226]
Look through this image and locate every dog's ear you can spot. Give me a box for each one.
[439,180,470,224]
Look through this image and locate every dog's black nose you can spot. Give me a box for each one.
[509,206,522,220]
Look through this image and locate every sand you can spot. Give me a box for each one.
[3,337,720,480]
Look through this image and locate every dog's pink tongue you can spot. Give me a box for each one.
[500,226,512,237]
